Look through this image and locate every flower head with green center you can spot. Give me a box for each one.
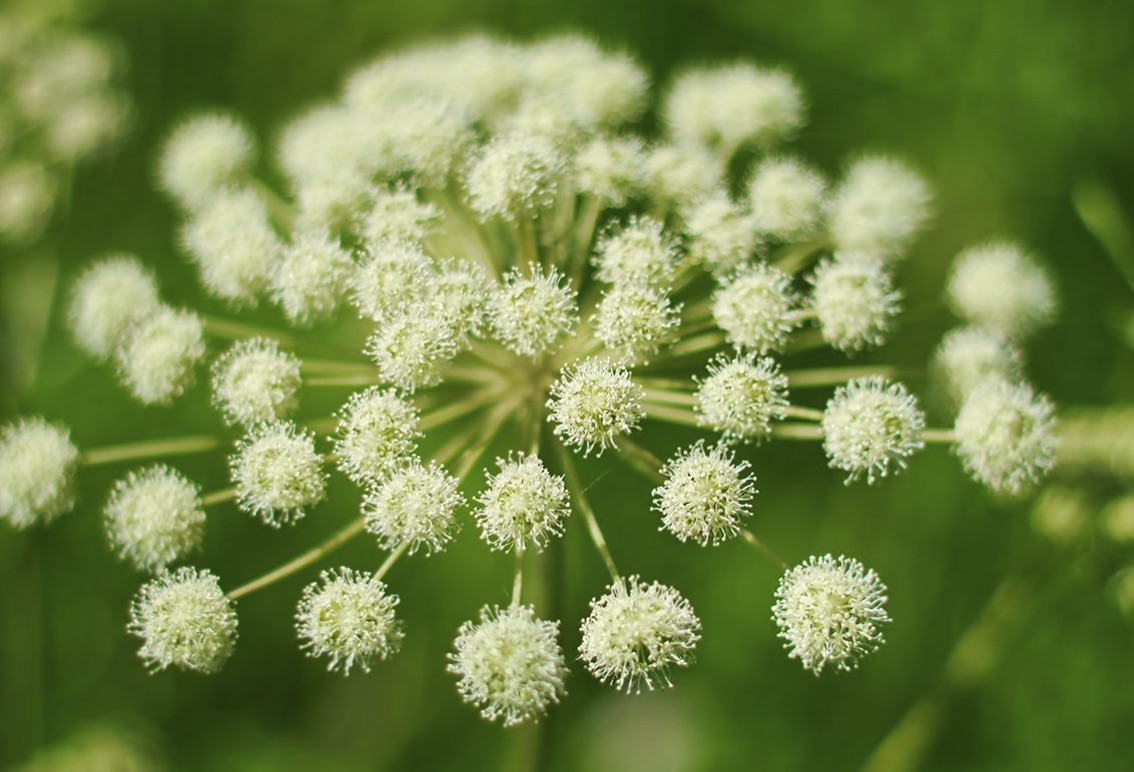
[363,458,464,554]
[128,567,238,674]
[772,554,890,675]
[0,417,79,529]
[231,421,325,526]
[579,576,701,693]
[822,377,925,484]
[696,353,789,442]
[547,357,645,456]
[653,441,756,546]
[211,338,302,428]
[104,465,205,571]
[296,568,403,675]
[475,453,570,551]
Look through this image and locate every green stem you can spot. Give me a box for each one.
[556,443,620,582]
[512,543,525,606]
[787,365,896,388]
[783,405,824,422]
[226,518,365,600]
[418,386,506,432]
[770,423,824,440]
[642,387,698,406]
[306,375,380,387]
[616,435,665,483]
[921,429,956,443]
[375,541,410,582]
[82,436,222,466]
[201,487,237,507]
[644,403,701,429]
[299,358,375,375]
[740,528,788,569]
[201,315,297,348]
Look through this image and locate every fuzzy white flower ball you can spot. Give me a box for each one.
[128,567,238,674]
[810,257,901,352]
[0,417,79,529]
[350,239,432,324]
[231,421,325,527]
[932,326,1023,403]
[547,357,645,456]
[822,377,925,484]
[475,454,571,551]
[489,267,578,357]
[158,113,256,210]
[827,156,931,259]
[713,263,798,354]
[295,567,403,675]
[748,156,827,241]
[772,554,890,675]
[644,143,725,214]
[104,465,205,571]
[366,310,465,393]
[592,216,678,290]
[68,255,162,359]
[211,338,302,428]
[180,188,282,304]
[334,387,420,485]
[271,231,353,325]
[592,284,680,365]
[695,354,789,442]
[945,241,1057,339]
[465,132,564,220]
[363,458,464,554]
[684,193,760,277]
[115,306,206,405]
[653,441,755,546]
[574,135,647,206]
[448,604,567,727]
[578,576,701,693]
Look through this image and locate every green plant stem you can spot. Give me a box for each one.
[418,386,507,432]
[740,529,788,569]
[556,443,620,582]
[201,487,237,507]
[512,543,525,606]
[644,402,701,429]
[82,435,222,466]
[641,387,698,406]
[616,435,665,483]
[227,518,366,600]
[920,429,956,443]
[374,541,410,582]
[298,358,374,375]
[770,423,824,440]
[783,405,824,422]
[201,315,297,348]
[787,365,896,388]
[305,375,380,387]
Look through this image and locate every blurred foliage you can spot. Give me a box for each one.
[2,1,1133,770]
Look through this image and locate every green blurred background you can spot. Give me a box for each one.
[3,0,1134,770]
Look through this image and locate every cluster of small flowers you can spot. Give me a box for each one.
[0,32,1063,722]
[0,1,131,243]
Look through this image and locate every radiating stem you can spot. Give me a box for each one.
[512,543,525,606]
[374,541,410,582]
[82,435,222,466]
[201,487,237,507]
[644,403,701,429]
[770,423,824,440]
[418,386,507,432]
[450,396,521,481]
[202,315,297,348]
[556,443,620,582]
[657,331,725,360]
[306,375,380,387]
[787,365,896,388]
[642,387,698,406]
[299,358,375,375]
[740,529,788,569]
[227,518,365,600]
[920,429,956,443]
[616,436,665,483]
[783,405,824,422]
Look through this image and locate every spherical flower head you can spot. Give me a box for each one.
[104,465,205,572]
[822,377,925,484]
[695,354,789,443]
[664,64,804,157]
[684,193,760,278]
[592,216,678,290]
[653,441,756,546]
[547,357,645,456]
[366,310,465,393]
[932,326,1023,403]
[954,378,1057,495]
[334,387,421,485]
[593,284,680,366]
[231,421,325,527]
[475,453,571,551]
[945,241,1057,339]
[489,267,578,357]
[574,135,647,207]
[748,156,827,241]
[772,554,890,675]
[578,576,701,693]
[448,604,567,727]
[0,160,56,242]
[363,458,464,554]
[115,306,206,405]
[295,567,403,675]
[277,104,381,189]
[350,239,432,324]
[294,169,375,233]
[43,90,131,163]
[431,259,492,338]
[810,257,901,353]
[211,338,302,428]
[827,156,931,259]
[644,143,725,214]
[68,254,162,359]
[158,112,256,210]
[356,186,441,246]
[180,188,282,305]
[528,36,648,130]
[128,567,238,674]
[271,231,353,325]
[464,132,565,220]
[0,417,79,529]
[713,263,798,355]
[380,98,475,188]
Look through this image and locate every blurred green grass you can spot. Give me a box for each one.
[2,1,1133,770]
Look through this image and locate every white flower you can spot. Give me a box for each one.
[0,417,79,529]
[128,567,238,674]
[68,254,162,359]
[932,326,1023,403]
[104,465,205,571]
[475,453,571,551]
[578,576,701,693]
[644,143,725,214]
[810,257,901,352]
[748,156,827,241]
[592,284,680,365]
[822,377,925,484]
[592,216,678,289]
[695,354,789,442]
[684,193,760,277]
[713,263,797,354]
[271,231,353,325]
[945,241,1057,339]
[334,387,420,485]
[772,554,890,675]
[349,239,432,324]
[180,188,282,304]
[363,458,463,554]
[827,156,931,258]
[115,306,206,405]
[448,604,567,727]
[211,338,302,428]
[954,378,1057,495]
[295,568,403,675]
[574,135,647,206]
[465,132,564,220]
[158,112,256,210]
[231,421,325,526]
[489,267,577,357]
[548,357,645,456]
[653,441,755,546]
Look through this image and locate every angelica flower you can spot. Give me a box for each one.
[954,378,1057,495]
[0,160,55,242]
[211,338,302,427]
[271,231,353,325]
[115,306,206,405]
[356,185,441,245]
[772,554,890,675]
[465,132,564,220]
[684,193,760,277]
[748,156,827,241]
[366,310,465,392]
[592,216,678,289]
[128,567,238,674]
[578,576,701,693]
[350,240,433,324]
[489,267,578,357]
[68,254,162,359]
[653,441,755,546]
[932,326,1023,403]
[231,421,325,527]
[712,263,798,354]
[574,135,647,206]
[295,568,403,675]
[827,156,931,259]
[945,241,1057,339]
[695,354,789,442]
[592,284,680,365]
[0,417,79,529]
[363,458,464,554]
[645,143,725,214]
[475,454,571,551]
[822,377,925,484]
[158,112,256,210]
[548,357,645,456]
[104,465,205,571]
[448,604,567,727]
[810,257,901,352]
[334,387,421,485]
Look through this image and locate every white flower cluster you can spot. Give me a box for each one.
[1,31,1065,727]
